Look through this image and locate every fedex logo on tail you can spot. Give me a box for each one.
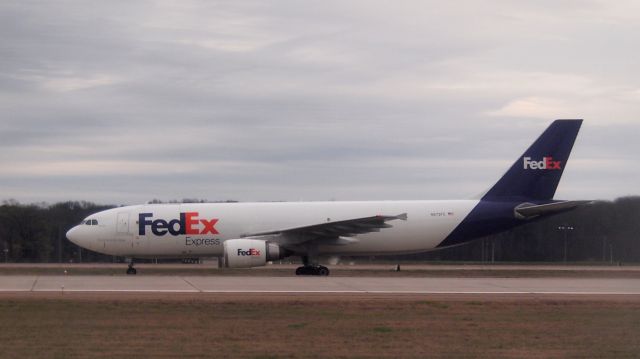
[523,156,562,170]
[139,212,219,236]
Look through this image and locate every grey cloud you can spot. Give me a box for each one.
[0,1,638,204]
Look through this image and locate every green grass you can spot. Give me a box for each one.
[372,326,393,333]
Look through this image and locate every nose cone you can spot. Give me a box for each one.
[66,226,82,246]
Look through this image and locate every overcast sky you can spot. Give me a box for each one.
[1,1,639,205]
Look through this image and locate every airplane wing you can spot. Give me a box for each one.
[242,213,408,246]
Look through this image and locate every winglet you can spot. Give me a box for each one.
[395,213,408,221]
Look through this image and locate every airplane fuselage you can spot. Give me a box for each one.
[69,200,479,258]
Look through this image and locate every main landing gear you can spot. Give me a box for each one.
[126,259,137,275]
[293,255,330,276]
[295,265,330,276]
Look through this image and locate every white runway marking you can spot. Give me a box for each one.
[1,289,637,295]
[37,289,200,293]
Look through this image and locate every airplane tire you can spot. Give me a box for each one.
[318,266,330,276]
[126,267,137,275]
[295,266,330,276]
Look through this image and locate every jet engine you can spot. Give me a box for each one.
[223,238,285,268]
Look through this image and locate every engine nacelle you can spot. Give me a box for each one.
[223,238,284,268]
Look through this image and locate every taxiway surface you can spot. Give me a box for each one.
[1,275,639,295]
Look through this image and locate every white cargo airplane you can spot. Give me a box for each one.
[67,120,588,275]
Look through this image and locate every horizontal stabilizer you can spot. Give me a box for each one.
[514,200,591,219]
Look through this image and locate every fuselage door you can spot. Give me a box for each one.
[117,212,130,234]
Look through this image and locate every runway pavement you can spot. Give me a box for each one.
[1,275,639,295]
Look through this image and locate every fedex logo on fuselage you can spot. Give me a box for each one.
[237,248,261,256]
[139,212,219,236]
[523,156,562,170]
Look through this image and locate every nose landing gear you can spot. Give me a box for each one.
[126,259,137,275]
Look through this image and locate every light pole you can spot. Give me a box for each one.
[558,225,574,262]
[57,226,62,263]
[491,238,495,263]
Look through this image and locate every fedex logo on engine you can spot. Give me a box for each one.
[138,212,219,236]
[237,248,261,256]
[523,156,562,170]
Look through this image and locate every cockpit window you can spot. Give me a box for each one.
[85,220,91,225]
[91,219,98,225]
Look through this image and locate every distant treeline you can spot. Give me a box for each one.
[0,197,638,263]
[0,200,114,263]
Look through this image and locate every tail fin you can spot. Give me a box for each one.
[482,119,582,201]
